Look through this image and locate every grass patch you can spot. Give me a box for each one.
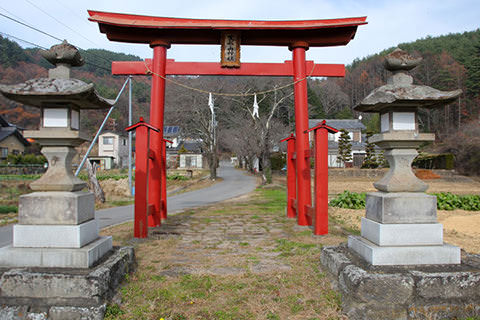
[0,205,17,214]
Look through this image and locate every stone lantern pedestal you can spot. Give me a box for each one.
[320,49,480,320]
[0,42,134,319]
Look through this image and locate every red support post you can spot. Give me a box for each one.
[148,42,169,227]
[291,42,312,226]
[125,117,160,238]
[305,120,338,235]
[280,134,297,219]
[160,138,171,221]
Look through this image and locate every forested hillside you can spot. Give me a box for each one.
[1,29,479,174]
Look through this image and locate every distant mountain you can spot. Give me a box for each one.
[1,28,479,139]
[307,29,480,137]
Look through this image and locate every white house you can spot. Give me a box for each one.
[308,119,366,167]
[98,131,129,168]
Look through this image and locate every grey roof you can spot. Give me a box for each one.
[0,115,30,146]
[309,119,366,131]
[169,140,203,153]
[328,140,366,151]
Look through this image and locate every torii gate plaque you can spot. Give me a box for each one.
[89,11,367,230]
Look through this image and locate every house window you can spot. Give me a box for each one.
[103,136,114,145]
[122,138,127,146]
[0,147,7,158]
[328,133,335,141]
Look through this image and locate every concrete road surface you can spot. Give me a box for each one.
[0,162,256,247]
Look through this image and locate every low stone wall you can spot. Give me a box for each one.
[328,168,388,178]
[321,244,480,320]
[327,168,456,179]
[0,165,46,175]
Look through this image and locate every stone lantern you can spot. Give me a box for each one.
[0,41,114,268]
[349,48,462,265]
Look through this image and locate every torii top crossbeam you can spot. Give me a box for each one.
[88,11,366,47]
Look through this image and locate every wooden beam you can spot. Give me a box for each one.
[112,59,345,77]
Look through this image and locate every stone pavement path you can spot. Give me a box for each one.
[146,211,294,276]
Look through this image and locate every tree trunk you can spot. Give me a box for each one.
[86,160,105,203]
[261,150,272,185]
[208,150,217,180]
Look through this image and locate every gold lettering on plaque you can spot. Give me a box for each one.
[221,32,241,68]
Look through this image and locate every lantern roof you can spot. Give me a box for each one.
[0,41,113,109]
[0,79,113,109]
[355,49,461,113]
[88,10,367,47]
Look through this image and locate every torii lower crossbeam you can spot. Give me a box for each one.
[113,59,344,77]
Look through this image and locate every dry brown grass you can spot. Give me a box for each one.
[99,171,480,319]
[101,187,347,320]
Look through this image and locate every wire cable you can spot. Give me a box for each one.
[0,12,63,42]
[0,31,48,50]
[0,31,111,73]
[24,0,100,48]
[143,60,315,97]
[0,11,112,69]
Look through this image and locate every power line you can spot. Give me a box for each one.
[0,31,111,73]
[0,31,47,50]
[0,12,63,42]
[0,11,112,70]
[0,4,29,24]
[24,0,100,48]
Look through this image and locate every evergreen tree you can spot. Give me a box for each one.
[307,83,326,118]
[337,129,353,165]
[466,41,480,97]
[361,131,378,168]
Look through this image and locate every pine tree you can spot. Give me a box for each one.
[337,129,353,165]
[361,131,378,168]
[466,41,480,97]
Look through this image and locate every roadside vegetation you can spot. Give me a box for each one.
[330,190,480,211]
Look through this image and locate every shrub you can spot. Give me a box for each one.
[0,205,18,214]
[329,191,480,211]
[270,152,286,171]
[413,153,455,170]
[329,191,366,209]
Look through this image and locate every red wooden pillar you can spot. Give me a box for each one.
[160,138,172,221]
[280,134,297,219]
[306,120,338,235]
[126,118,160,238]
[291,42,312,226]
[148,41,170,227]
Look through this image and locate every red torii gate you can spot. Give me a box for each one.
[89,11,367,235]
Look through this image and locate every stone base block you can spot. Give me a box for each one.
[18,191,94,225]
[361,218,443,246]
[366,192,437,224]
[348,236,460,265]
[13,219,99,248]
[320,245,480,320]
[0,236,112,268]
[0,246,135,320]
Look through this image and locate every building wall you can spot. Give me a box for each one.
[98,133,129,167]
[0,135,26,158]
[179,154,203,169]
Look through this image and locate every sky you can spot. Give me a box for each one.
[1,0,479,66]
